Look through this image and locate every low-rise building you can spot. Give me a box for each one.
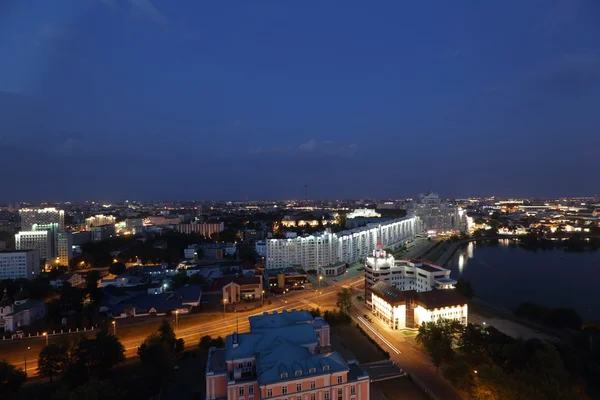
[91,224,116,242]
[205,310,370,400]
[0,289,47,333]
[50,273,85,288]
[370,281,468,329]
[318,262,346,278]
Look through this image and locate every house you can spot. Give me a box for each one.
[50,273,85,288]
[172,284,203,307]
[107,292,190,318]
[100,275,145,288]
[0,289,47,333]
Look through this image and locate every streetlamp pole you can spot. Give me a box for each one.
[24,346,30,375]
[223,298,227,317]
[175,310,179,331]
[43,332,48,346]
[112,320,116,336]
[261,290,265,306]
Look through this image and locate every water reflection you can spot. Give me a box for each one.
[467,242,474,259]
[458,253,465,273]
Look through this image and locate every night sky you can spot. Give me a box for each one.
[1,0,599,202]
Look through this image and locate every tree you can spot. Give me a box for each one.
[174,338,185,354]
[199,335,212,351]
[455,280,474,299]
[157,319,176,351]
[336,288,353,315]
[137,335,175,392]
[54,378,124,400]
[210,336,225,348]
[109,262,126,276]
[38,343,69,382]
[443,357,473,392]
[85,270,101,291]
[171,271,189,289]
[74,332,125,377]
[416,319,461,372]
[0,360,27,395]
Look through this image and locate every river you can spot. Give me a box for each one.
[446,239,600,320]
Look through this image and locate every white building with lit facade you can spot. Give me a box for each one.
[266,216,419,270]
[0,250,40,280]
[409,193,466,235]
[364,245,467,329]
[85,214,116,230]
[15,231,52,260]
[19,208,64,231]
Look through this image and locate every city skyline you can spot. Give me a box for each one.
[1,1,600,201]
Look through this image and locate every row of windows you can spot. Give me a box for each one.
[265,385,354,399]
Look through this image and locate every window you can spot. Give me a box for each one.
[239,387,245,396]
[324,391,330,400]
[296,383,302,392]
[249,386,254,395]
[310,381,316,389]
[323,365,329,371]
[295,370,302,377]
[297,397,301,400]
[267,389,273,397]
[282,386,288,395]
[281,372,288,379]
[351,386,356,395]
[238,362,244,368]
[337,376,342,384]
[337,388,343,400]
[311,394,315,400]
[309,367,316,374]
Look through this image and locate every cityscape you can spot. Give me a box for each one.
[0,194,599,399]
[2,1,600,400]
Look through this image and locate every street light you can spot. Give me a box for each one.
[261,290,265,306]
[24,346,30,375]
[43,332,48,346]
[175,310,179,331]
[319,275,323,289]
[223,298,227,317]
[112,320,116,335]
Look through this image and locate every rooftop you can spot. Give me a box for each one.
[249,309,314,329]
[371,281,467,309]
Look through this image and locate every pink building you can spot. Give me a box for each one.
[206,310,370,400]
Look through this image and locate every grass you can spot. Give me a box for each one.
[400,330,418,336]
[330,324,389,364]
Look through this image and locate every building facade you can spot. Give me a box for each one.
[364,246,456,308]
[205,310,370,400]
[15,231,52,260]
[409,193,466,234]
[370,281,468,330]
[56,230,73,266]
[0,250,39,280]
[0,289,47,332]
[91,224,116,242]
[19,208,64,231]
[266,216,419,270]
[85,215,116,230]
[176,222,225,236]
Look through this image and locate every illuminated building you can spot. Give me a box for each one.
[370,281,468,329]
[266,216,419,269]
[364,246,456,308]
[15,231,52,260]
[409,193,466,234]
[19,208,64,231]
[85,214,116,230]
[346,208,381,218]
[176,222,224,236]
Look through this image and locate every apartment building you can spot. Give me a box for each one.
[19,208,64,231]
[266,216,419,270]
[205,310,370,400]
[15,231,52,260]
[0,250,40,280]
[176,222,225,237]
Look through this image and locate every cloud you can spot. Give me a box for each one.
[101,0,168,26]
[530,53,600,93]
[39,23,72,42]
[129,0,168,25]
[249,140,359,158]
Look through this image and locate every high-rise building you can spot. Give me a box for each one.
[0,250,40,280]
[409,193,466,234]
[19,208,64,231]
[56,230,73,267]
[15,231,52,261]
[205,310,370,400]
[266,216,419,269]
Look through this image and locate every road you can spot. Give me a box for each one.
[0,274,363,378]
[352,302,463,400]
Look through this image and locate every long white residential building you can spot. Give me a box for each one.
[266,216,419,269]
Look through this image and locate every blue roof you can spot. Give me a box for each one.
[256,341,348,385]
[173,284,202,303]
[249,310,314,329]
[109,293,188,315]
[225,324,318,360]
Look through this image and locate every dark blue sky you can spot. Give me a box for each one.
[1,0,599,202]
